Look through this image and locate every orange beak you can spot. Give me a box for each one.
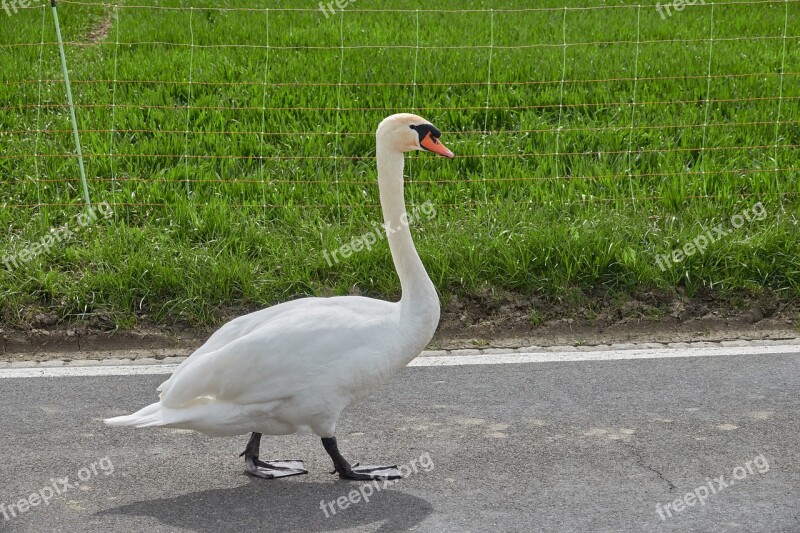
[420,132,454,159]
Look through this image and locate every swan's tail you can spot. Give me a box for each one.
[104,400,254,436]
[104,402,165,428]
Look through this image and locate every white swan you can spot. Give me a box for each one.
[105,113,454,480]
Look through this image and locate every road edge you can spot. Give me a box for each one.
[2,337,799,370]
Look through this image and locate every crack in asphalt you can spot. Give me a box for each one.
[623,442,677,492]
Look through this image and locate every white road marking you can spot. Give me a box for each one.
[0,344,797,379]
[414,344,800,367]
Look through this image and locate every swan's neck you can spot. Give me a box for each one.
[376,144,440,335]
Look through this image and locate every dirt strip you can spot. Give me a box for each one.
[2,289,797,361]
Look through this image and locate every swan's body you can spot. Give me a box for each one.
[106,113,454,480]
[113,295,435,437]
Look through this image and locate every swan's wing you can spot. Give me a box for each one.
[158,296,398,408]
[156,297,324,393]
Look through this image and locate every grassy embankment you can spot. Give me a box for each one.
[0,0,798,328]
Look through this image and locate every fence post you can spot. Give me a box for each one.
[51,0,91,208]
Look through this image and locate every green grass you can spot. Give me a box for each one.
[0,0,799,327]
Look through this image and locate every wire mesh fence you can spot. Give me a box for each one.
[1,0,797,225]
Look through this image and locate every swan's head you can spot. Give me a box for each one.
[376,113,454,158]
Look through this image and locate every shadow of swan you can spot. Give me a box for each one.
[99,479,434,532]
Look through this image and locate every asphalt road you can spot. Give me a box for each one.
[0,348,798,532]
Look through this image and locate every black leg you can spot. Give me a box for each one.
[321,436,401,481]
[240,432,307,479]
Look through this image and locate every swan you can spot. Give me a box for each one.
[105,113,454,480]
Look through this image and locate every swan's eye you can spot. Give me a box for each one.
[410,123,442,145]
